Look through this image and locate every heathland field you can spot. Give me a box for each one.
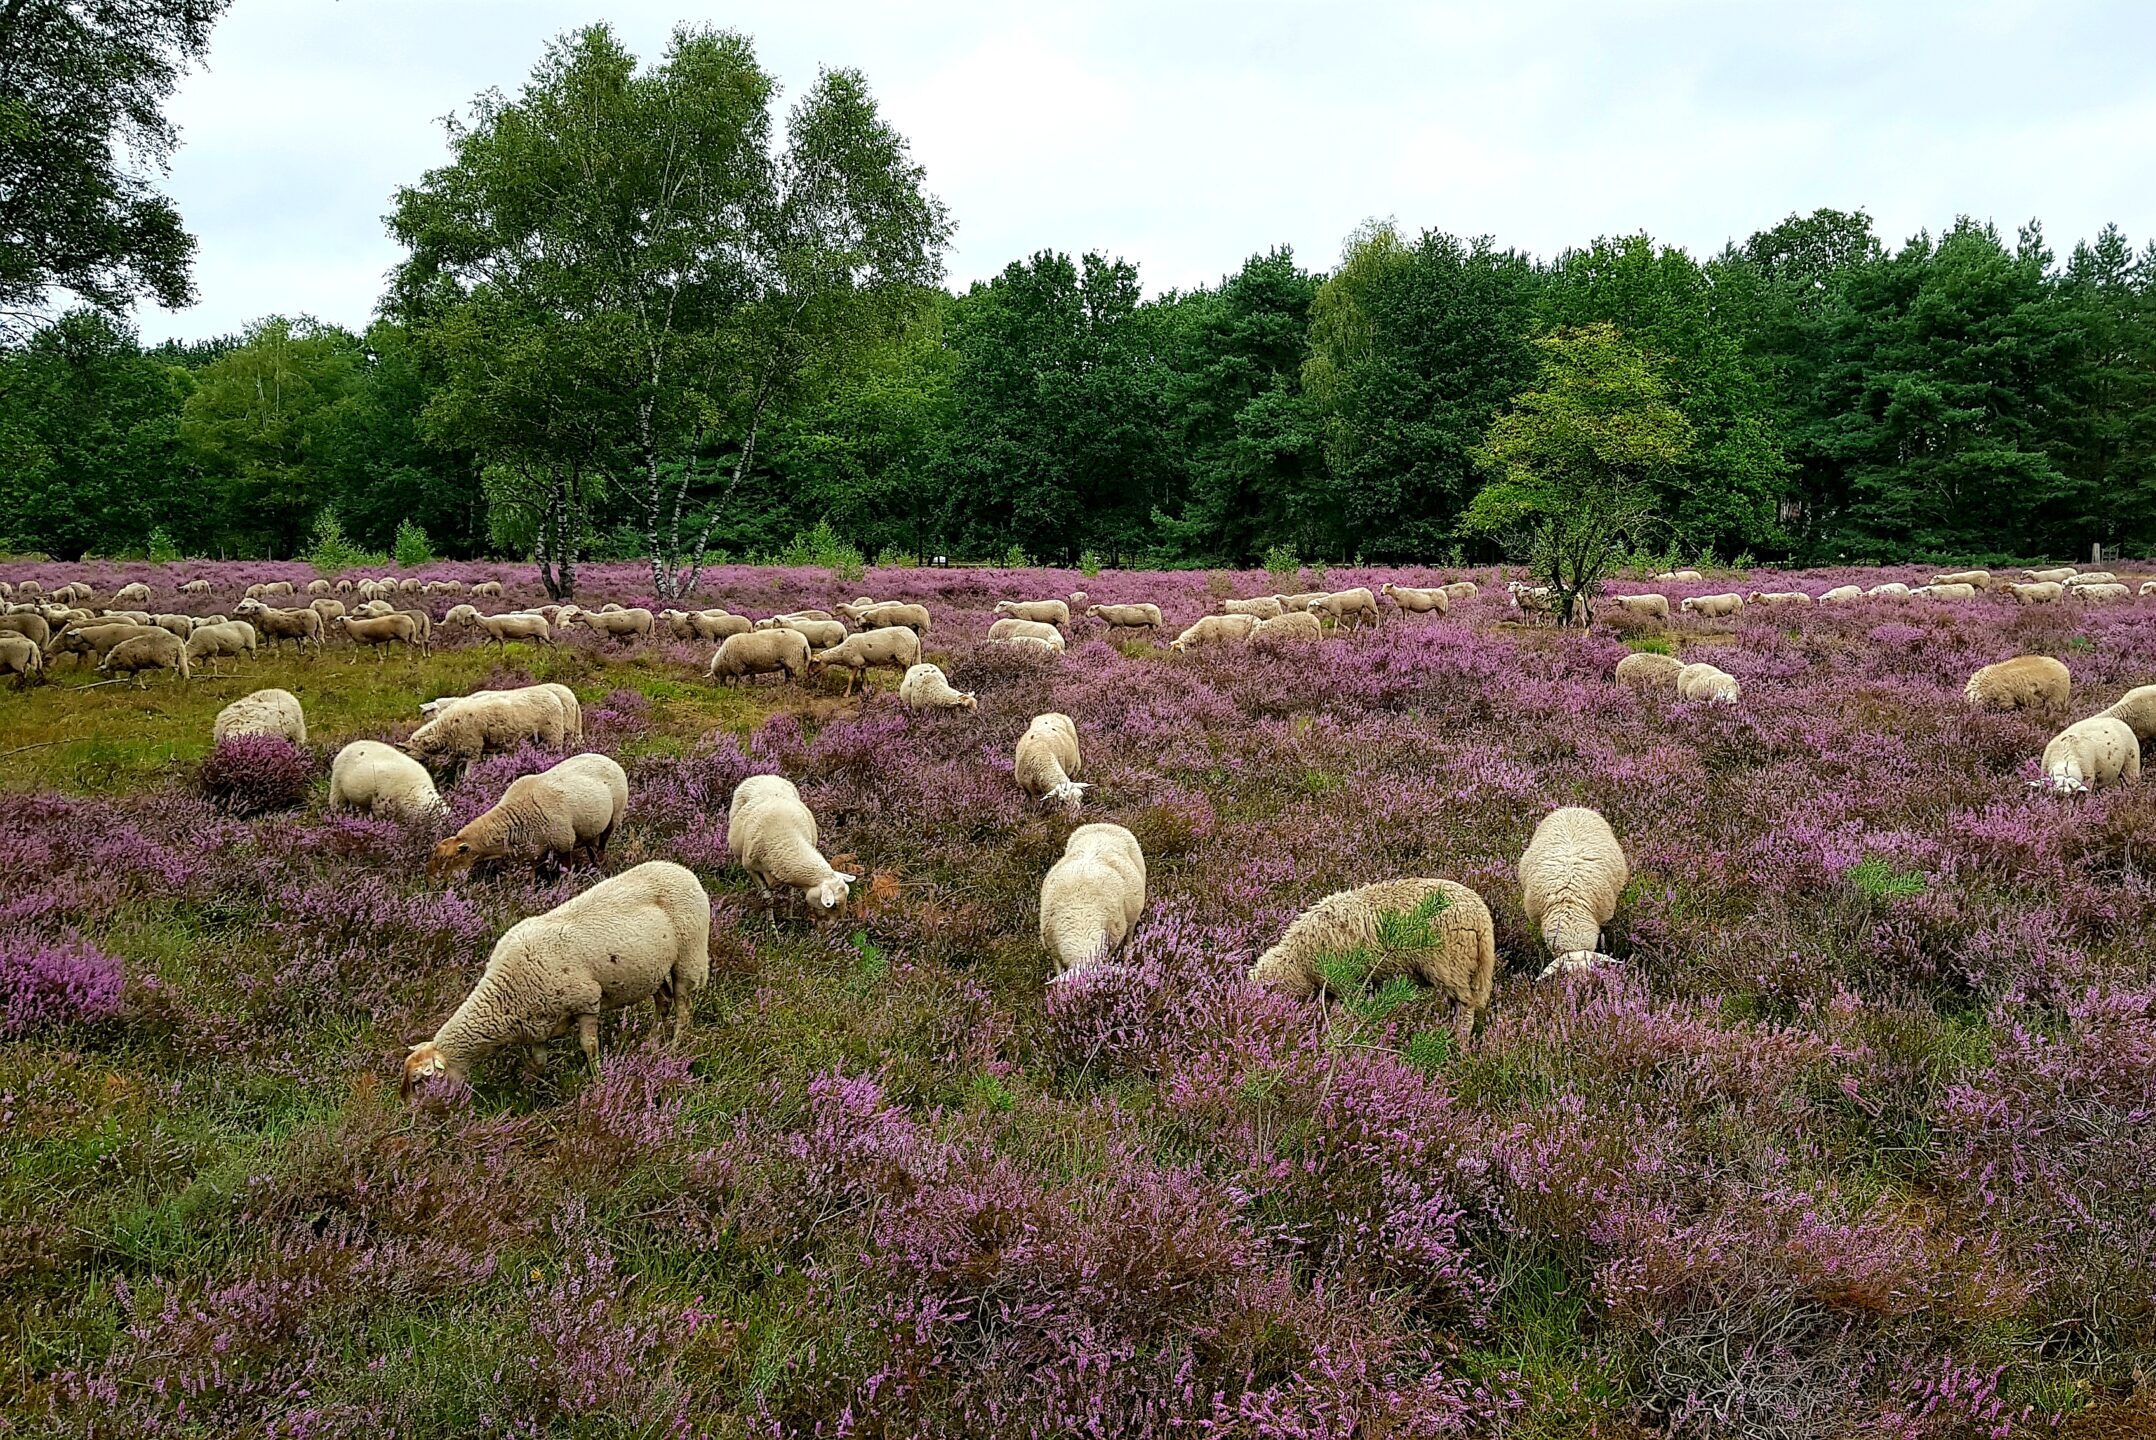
[4,558,2155,1438]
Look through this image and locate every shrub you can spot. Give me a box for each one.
[1263,543,1299,591]
[304,509,385,575]
[1001,542,1029,569]
[199,735,318,816]
[777,520,865,583]
[146,528,181,564]
[1626,633,1676,655]
[872,545,917,570]
[1078,550,1102,578]
[1,933,123,1037]
[392,518,435,569]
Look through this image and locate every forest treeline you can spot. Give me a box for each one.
[4,22,2154,573]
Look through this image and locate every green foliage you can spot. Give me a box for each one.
[392,519,434,569]
[1001,542,1030,569]
[1078,550,1102,578]
[1403,1029,1458,1074]
[872,546,917,570]
[145,528,181,563]
[1625,635,1676,655]
[1849,856,1928,901]
[777,520,866,582]
[1312,891,1452,1025]
[1262,544,1300,590]
[303,510,385,576]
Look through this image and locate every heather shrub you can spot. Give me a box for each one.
[0,932,123,1037]
[198,734,318,815]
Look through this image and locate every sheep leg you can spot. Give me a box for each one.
[576,1013,600,1073]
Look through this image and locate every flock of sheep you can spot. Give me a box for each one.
[7,557,2153,1096]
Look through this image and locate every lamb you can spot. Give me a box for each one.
[2005,582,2063,604]
[1039,823,1147,976]
[213,688,307,744]
[1912,583,1978,600]
[1614,651,1684,690]
[811,625,922,695]
[184,621,258,671]
[1746,590,1813,606]
[1016,712,1088,812]
[2073,583,2130,602]
[429,753,629,881]
[1168,613,1258,652]
[333,611,424,659]
[994,599,1071,627]
[401,860,709,1094]
[1308,586,1381,629]
[0,633,42,685]
[2036,716,2141,794]
[1439,580,1481,601]
[235,599,325,653]
[1931,569,1991,589]
[1654,569,1704,582]
[898,662,977,711]
[328,740,444,821]
[988,617,1063,645]
[1964,656,2070,713]
[755,616,846,650]
[0,612,51,648]
[1251,611,1324,644]
[111,582,152,606]
[1679,593,1744,619]
[404,687,570,769]
[1675,661,1740,704]
[572,607,655,642]
[1819,585,1864,603]
[710,628,810,685]
[2024,567,2078,583]
[844,601,933,636]
[1084,603,1163,630]
[1604,593,1670,622]
[662,609,750,642]
[1380,582,1451,618]
[99,630,191,686]
[1222,596,1285,619]
[726,775,855,913]
[179,579,212,595]
[1520,806,1629,977]
[1867,582,1911,597]
[1250,878,1496,1033]
[2098,684,2156,743]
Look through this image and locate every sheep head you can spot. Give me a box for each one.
[1538,950,1618,980]
[1044,780,1091,814]
[427,835,487,881]
[809,871,856,911]
[2036,767,2089,795]
[400,1042,459,1099]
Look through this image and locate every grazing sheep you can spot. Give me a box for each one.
[2067,571,2118,587]
[261,580,297,598]
[1654,569,1704,582]
[404,687,566,769]
[993,633,1065,655]
[235,599,325,653]
[1308,586,1381,630]
[756,615,846,650]
[414,684,579,755]
[1251,611,1324,644]
[845,601,933,636]
[1380,582,1451,618]
[352,599,396,618]
[2143,581,2156,597]
[49,621,160,668]
[1085,603,1163,630]
[333,611,424,659]
[1931,570,1991,589]
[811,625,923,695]
[1867,582,1911,598]
[1168,613,1258,652]
[1912,583,1978,600]
[184,621,258,672]
[1819,585,1864,603]
[213,688,307,744]
[727,775,854,913]
[0,633,43,685]
[988,617,1063,646]
[1680,593,1744,619]
[773,608,834,623]
[308,598,346,625]
[11,580,40,596]
[99,630,191,686]
[397,578,423,594]
[1603,593,1670,622]
[328,740,444,821]
[1520,807,1629,977]
[1250,878,1496,1033]
[572,607,655,642]
[1039,823,1147,976]
[2098,685,2156,743]
[1222,596,1286,619]
[1439,580,1480,601]
[1272,591,1329,614]
[2024,567,2078,584]
[2073,583,2131,602]
[449,606,556,649]
[305,579,332,596]
[179,579,212,595]
[429,753,629,881]
[710,628,810,686]
[111,582,152,606]
[1675,662,1740,704]
[899,662,977,711]
[661,608,751,642]
[144,613,191,638]
[472,580,503,598]
[0,612,51,648]
[2006,582,2064,604]
[994,599,1071,627]
[1964,656,2070,713]
[1747,590,1813,606]
[1614,651,1684,691]
[401,860,710,1094]
[2037,716,2141,794]
[1016,712,1087,812]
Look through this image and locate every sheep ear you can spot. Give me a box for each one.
[835,871,857,884]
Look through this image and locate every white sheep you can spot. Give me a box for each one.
[1603,593,1671,622]
[2066,571,2118,587]
[1911,583,1977,600]
[991,632,1065,655]
[2036,716,2140,794]
[1675,661,1740,704]
[1866,582,1910,598]
[421,683,582,747]
[2073,583,2130,602]
[1818,585,1864,603]
[2099,684,2156,743]
[710,628,810,685]
[842,601,932,635]
[988,617,1063,646]
[1250,878,1496,1034]
[755,615,846,650]
[1039,823,1147,976]
[429,753,629,880]
[1653,569,1704,582]
[1439,580,1480,601]
[1964,656,2070,713]
[1272,591,1329,614]
[328,740,445,822]
[898,662,976,711]
[811,625,922,695]
[213,688,307,745]
[111,582,152,606]
[1168,613,1258,652]
[662,608,752,642]
[571,607,655,642]
[1680,593,1744,619]
[1308,587,1380,630]
[2142,581,2156,598]
[0,633,43,685]
[2023,567,2078,584]
[1614,651,1683,691]
[405,686,571,768]
[1084,603,1163,630]
[1746,590,1813,606]
[727,774,855,913]
[1016,712,1087,812]
[1520,807,1629,977]
[994,599,1071,627]
[99,631,190,686]
[1931,569,1991,589]
[401,860,710,1094]
[2005,582,2064,604]
[1379,583,1450,618]
[1221,596,1285,619]
[1251,611,1324,644]
[184,620,257,672]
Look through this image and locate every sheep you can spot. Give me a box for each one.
[661,608,751,642]
[1016,712,1087,812]
[844,601,933,636]
[1931,569,1991,589]
[1250,878,1496,1035]
[898,662,977,711]
[994,599,1071,627]
[99,630,191,686]
[1867,582,1911,598]
[811,625,922,696]
[472,580,503,598]
[1746,590,1813,606]
[1653,569,1704,582]
[1912,583,1978,600]
[401,860,709,1094]
[49,621,159,668]
[1520,806,1629,977]
[1675,661,1740,704]
[11,579,40,596]
[1603,593,1670,622]
[429,753,629,881]
[1679,593,1744,619]
[710,628,810,686]
[572,607,655,642]
[1379,582,1451,618]
[180,579,212,595]
[1039,823,1147,976]
[308,598,346,625]
[235,599,325,653]
[305,579,331,596]
[2024,567,2078,583]
[1251,611,1324,644]
[755,615,846,650]
[1439,580,1480,601]
[0,633,42,685]
[397,578,423,594]
[213,688,306,744]
[2143,581,2156,597]
[1964,656,2070,714]
[449,606,556,649]
[2006,582,2064,604]
[258,580,296,598]
[1221,596,1285,619]
[1084,603,1163,630]
[2098,684,2156,743]
[2073,583,2131,602]
[773,608,834,623]
[726,775,854,913]
[1273,591,1329,614]
[184,621,258,672]
[100,610,151,625]
[111,582,152,606]
[414,685,579,755]
[333,611,424,659]
[0,612,51,648]
[1819,585,1864,603]
[2036,716,2141,794]
[327,740,444,821]
[1168,613,1258,652]
[1614,651,1684,691]
[993,633,1065,655]
[2066,571,2118,587]
[988,617,1063,645]
[1308,586,1381,630]
[353,599,396,618]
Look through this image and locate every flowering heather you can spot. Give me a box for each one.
[5,558,2156,1436]
[198,733,319,815]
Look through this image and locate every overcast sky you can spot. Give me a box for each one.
[134,0,2156,343]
